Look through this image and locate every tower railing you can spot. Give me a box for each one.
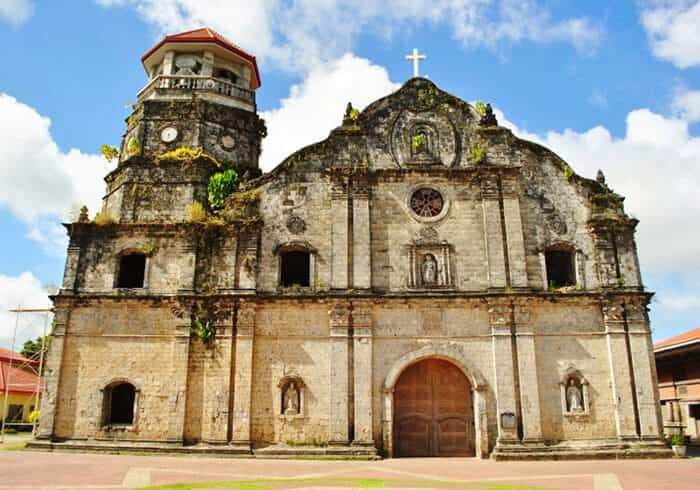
[137,75,255,105]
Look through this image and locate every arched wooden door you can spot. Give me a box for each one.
[393,358,474,457]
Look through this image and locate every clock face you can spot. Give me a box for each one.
[160,126,178,143]
[220,134,236,150]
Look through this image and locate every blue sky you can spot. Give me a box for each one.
[1,0,699,346]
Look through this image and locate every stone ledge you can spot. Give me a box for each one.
[491,440,673,461]
[27,440,380,460]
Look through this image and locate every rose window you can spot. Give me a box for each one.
[410,188,444,218]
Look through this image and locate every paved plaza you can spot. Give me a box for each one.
[0,447,698,489]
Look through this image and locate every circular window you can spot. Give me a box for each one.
[410,188,444,218]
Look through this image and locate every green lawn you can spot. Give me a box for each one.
[143,477,549,490]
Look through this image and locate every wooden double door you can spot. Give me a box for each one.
[394,359,475,457]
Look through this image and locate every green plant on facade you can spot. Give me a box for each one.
[157,146,221,167]
[99,144,119,162]
[141,242,156,255]
[471,141,487,164]
[208,169,239,211]
[127,137,141,156]
[190,302,216,344]
[93,210,116,225]
[562,164,574,180]
[349,107,360,121]
[416,84,438,107]
[411,133,426,153]
[222,187,262,226]
[475,100,488,116]
[186,201,207,223]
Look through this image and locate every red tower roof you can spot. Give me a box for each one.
[142,28,261,89]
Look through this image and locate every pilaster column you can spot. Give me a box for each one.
[603,301,638,439]
[230,304,256,451]
[480,175,507,289]
[513,305,543,443]
[61,241,81,292]
[352,307,373,445]
[166,321,191,443]
[352,175,371,290]
[501,177,528,288]
[202,322,233,445]
[331,179,349,289]
[177,240,197,293]
[36,306,69,440]
[329,303,350,445]
[626,300,664,440]
[489,302,519,445]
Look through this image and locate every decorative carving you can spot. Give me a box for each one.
[329,303,350,327]
[488,304,512,327]
[78,206,89,223]
[283,382,300,415]
[478,103,498,127]
[389,108,460,168]
[417,226,439,243]
[602,303,624,322]
[566,379,584,413]
[596,169,606,185]
[286,215,306,234]
[560,367,590,417]
[421,253,438,285]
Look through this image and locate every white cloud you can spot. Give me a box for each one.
[0,0,33,26]
[260,53,399,171]
[0,94,114,251]
[673,87,700,122]
[503,105,700,277]
[0,272,52,350]
[659,293,700,310]
[640,0,700,68]
[96,0,602,73]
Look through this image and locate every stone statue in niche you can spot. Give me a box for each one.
[566,378,584,412]
[283,382,300,415]
[421,254,438,285]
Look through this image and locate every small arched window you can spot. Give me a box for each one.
[117,253,146,288]
[281,251,310,287]
[103,382,136,426]
[545,248,576,288]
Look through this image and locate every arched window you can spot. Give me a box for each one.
[117,253,146,288]
[281,251,310,287]
[545,247,576,288]
[103,382,136,426]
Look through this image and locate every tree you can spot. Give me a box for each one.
[21,336,51,362]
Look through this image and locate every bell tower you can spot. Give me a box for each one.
[104,28,266,223]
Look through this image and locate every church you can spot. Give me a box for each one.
[33,28,670,459]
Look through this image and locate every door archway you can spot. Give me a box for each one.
[393,358,475,457]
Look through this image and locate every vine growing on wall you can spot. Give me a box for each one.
[157,146,221,167]
[100,145,119,162]
[471,141,487,165]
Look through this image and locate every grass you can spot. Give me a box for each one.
[142,477,549,490]
[0,441,28,451]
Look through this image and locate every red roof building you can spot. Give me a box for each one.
[654,328,700,442]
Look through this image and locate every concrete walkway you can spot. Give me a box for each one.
[0,450,698,489]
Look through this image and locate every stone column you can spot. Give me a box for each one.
[166,321,191,443]
[501,177,528,288]
[177,240,197,293]
[626,301,664,440]
[603,301,639,440]
[331,180,349,289]
[480,175,507,289]
[352,176,371,290]
[36,305,69,440]
[202,323,233,445]
[328,303,350,445]
[489,302,519,445]
[61,241,81,292]
[352,307,374,446]
[230,304,256,451]
[513,305,543,444]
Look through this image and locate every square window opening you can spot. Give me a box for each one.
[117,254,146,288]
[280,251,310,287]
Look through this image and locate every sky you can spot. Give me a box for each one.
[1,0,699,348]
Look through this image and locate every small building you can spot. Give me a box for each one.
[0,348,41,425]
[655,328,700,442]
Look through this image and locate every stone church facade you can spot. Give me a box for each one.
[34,29,670,459]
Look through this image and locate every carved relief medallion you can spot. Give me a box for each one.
[286,215,306,234]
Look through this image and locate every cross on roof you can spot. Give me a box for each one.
[405,48,427,78]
